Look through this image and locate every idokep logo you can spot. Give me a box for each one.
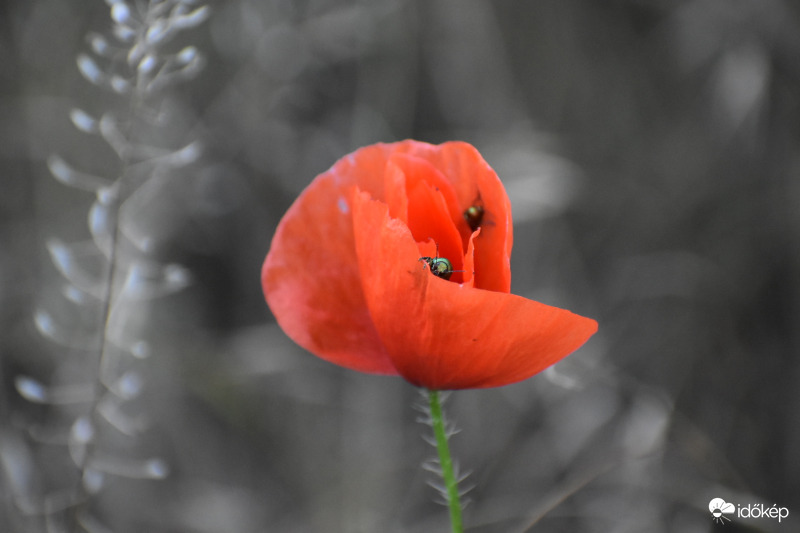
[709,497,790,525]
[709,498,735,524]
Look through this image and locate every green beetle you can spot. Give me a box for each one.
[419,256,456,280]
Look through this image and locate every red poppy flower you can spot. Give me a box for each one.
[262,140,597,389]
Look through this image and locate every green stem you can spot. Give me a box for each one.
[428,389,463,533]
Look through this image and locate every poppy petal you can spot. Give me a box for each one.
[352,190,596,389]
[460,228,478,288]
[388,152,463,230]
[384,161,409,224]
[262,176,397,375]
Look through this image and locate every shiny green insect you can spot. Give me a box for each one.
[419,243,460,281]
[419,255,456,280]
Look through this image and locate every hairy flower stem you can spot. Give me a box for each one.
[428,389,463,533]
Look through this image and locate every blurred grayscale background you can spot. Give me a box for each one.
[1,1,799,532]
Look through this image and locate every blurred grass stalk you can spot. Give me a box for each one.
[13,2,208,531]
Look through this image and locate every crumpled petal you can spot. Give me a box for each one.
[351,189,597,389]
